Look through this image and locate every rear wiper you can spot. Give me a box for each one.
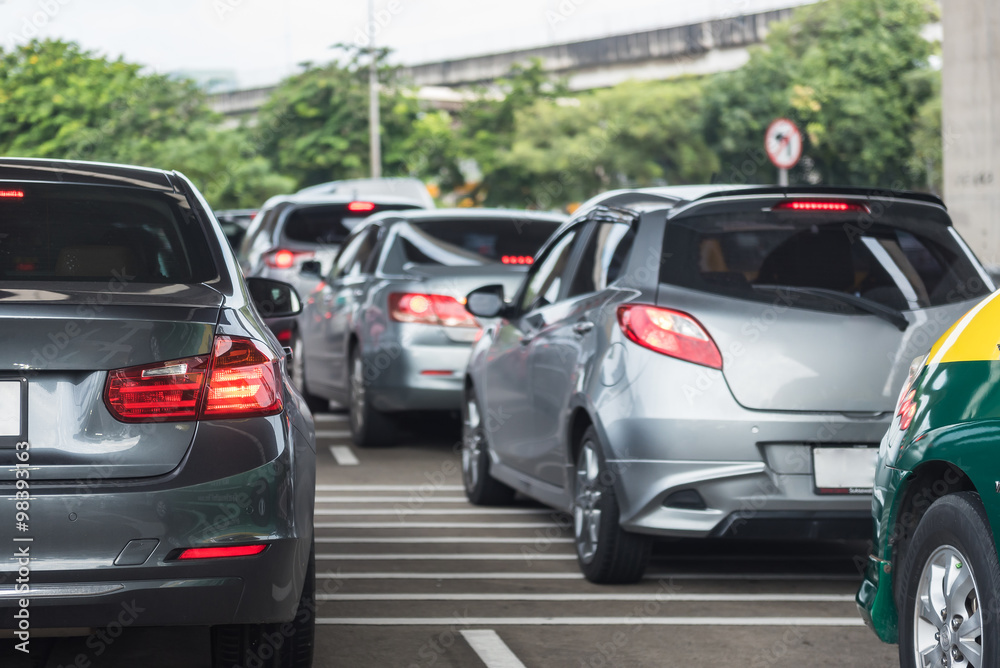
[752,285,909,331]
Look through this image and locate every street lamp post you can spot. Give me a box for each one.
[368,0,382,179]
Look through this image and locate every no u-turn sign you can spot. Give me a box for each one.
[765,118,803,171]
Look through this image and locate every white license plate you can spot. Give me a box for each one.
[813,447,878,494]
[0,381,21,437]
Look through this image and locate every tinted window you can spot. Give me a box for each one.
[0,182,216,283]
[381,217,559,272]
[330,226,380,280]
[568,221,636,297]
[282,203,418,245]
[520,229,581,312]
[660,205,989,312]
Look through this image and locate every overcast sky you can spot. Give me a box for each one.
[0,0,812,88]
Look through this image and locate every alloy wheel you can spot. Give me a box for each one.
[350,355,366,432]
[462,395,483,491]
[913,544,983,667]
[574,443,602,564]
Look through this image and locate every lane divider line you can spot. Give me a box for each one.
[317,430,353,439]
[315,522,561,529]
[317,553,575,561]
[329,446,360,466]
[461,630,527,668]
[315,537,575,544]
[317,616,865,627]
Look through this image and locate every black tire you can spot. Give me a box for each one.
[897,492,999,668]
[573,426,651,584]
[461,386,516,506]
[211,542,316,668]
[348,348,397,447]
[290,335,329,414]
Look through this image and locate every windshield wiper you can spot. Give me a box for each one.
[752,285,909,331]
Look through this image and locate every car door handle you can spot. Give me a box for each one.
[572,322,595,336]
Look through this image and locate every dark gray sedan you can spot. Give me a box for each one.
[0,158,316,667]
[293,208,563,446]
[463,186,993,584]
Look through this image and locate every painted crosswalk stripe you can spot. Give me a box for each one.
[316,571,859,581]
[318,616,865,627]
[315,537,574,544]
[315,522,559,529]
[461,630,527,668]
[316,484,465,492]
[318,593,855,602]
[314,413,348,422]
[314,508,553,516]
[329,446,359,466]
[315,496,470,503]
[317,430,352,439]
[317,553,575,561]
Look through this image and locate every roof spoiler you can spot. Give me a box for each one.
[693,185,945,209]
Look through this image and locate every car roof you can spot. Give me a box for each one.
[0,157,176,192]
[297,177,436,208]
[364,208,567,225]
[260,191,429,209]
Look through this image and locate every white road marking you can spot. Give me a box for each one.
[314,413,349,422]
[315,537,574,544]
[317,430,352,439]
[315,508,552,516]
[329,446,360,466]
[316,484,465,492]
[316,571,859,581]
[317,616,865,627]
[461,630,527,668]
[315,522,560,529]
[317,553,574,561]
[315,496,470,503]
[318,593,855,602]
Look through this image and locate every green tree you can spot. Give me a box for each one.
[508,79,719,208]
[703,0,939,189]
[256,46,426,188]
[0,39,293,208]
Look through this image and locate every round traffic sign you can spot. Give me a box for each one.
[765,118,803,170]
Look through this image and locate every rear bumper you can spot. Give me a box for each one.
[364,335,472,412]
[0,454,313,629]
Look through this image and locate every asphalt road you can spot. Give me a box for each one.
[1,410,900,667]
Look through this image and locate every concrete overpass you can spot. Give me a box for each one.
[208,8,794,118]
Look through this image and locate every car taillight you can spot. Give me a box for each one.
[263,249,314,269]
[389,293,478,328]
[348,201,376,212]
[501,255,533,265]
[772,201,870,213]
[897,389,917,432]
[0,190,24,198]
[105,336,283,422]
[617,305,722,369]
[274,328,293,344]
[177,544,268,560]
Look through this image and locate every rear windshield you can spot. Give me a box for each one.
[661,205,990,312]
[0,182,217,283]
[282,203,420,245]
[383,217,560,272]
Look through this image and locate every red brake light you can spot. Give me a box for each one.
[177,544,268,560]
[772,201,869,213]
[348,201,376,212]
[897,389,917,432]
[617,305,722,369]
[275,328,293,344]
[501,255,534,265]
[264,249,314,269]
[105,336,283,422]
[389,293,478,328]
[0,190,24,198]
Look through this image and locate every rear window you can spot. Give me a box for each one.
[0,182,216,283]
[660,204,990,312]
[383,217,560,272]
[282,203,419,245]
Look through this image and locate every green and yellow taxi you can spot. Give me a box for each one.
[858,289,1000,667]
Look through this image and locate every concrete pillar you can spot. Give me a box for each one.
[942,0,1000,269]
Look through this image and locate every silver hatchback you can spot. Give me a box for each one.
[462,186,994,583]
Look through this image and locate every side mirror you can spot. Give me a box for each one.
[246,277,303,318]
[465,284,508,319]
[300,260,323,277]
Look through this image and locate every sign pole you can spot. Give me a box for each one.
[368,0,382,179]
[778,168,789,187]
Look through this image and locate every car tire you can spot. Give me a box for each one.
[461,386,516,506]
[291,335,329,414]
[573,426,651,584]
[211,541,316,668]
[348,348,396,447]
[897,492,998,668]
